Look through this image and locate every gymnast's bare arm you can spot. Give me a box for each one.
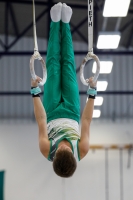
[31,78,50,158]
[79,77,96,159]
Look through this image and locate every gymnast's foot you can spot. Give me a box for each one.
[61,3,72,23]
[50,2,62,22]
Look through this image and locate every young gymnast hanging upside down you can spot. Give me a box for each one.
[31,2,97,178]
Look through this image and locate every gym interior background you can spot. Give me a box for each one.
[0,0,133,200]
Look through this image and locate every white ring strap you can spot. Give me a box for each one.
[80,0,100,86]
[29,0,47,86]
[88,0,93,52]
[33,0,38,52]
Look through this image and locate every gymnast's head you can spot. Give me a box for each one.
[53,144,77,178]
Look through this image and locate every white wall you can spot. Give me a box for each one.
[0,120,133,200]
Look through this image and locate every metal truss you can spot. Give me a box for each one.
[1,50,133,56]
[0,0,133,56]
[0,91,133,96]
[0,0,133,97]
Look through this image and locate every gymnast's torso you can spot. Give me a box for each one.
[47,118,81,162]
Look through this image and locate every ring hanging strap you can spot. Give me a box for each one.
[33,0,38,52]
[88,0,93,53]
[80,0,100,86]
[29,0,47,86]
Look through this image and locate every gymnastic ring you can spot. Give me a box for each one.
[80,52,100,86]
[30,51,47,86]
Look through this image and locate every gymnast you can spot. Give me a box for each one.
[31,2,97,178]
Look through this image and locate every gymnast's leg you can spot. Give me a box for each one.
[61,4,80,123]
[43,3,62,122]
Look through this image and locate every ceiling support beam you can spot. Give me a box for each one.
[70,23,88,43]
[0,0,87,9]
[0,91,133,96]
[0,39,6,50]
[126,25,133,48]
[47,0,53,41]
[120,17,133,32]
[1,0,133,13]
[115,17,122,31]
[79,91,133,95]
[102,17,108,31]
[0,1,133,52]
[0,0,107,11]
[1,50,133,56]
[70,16,88,43]
[71,16,88,35]
[5,2,9,50]
[9,3,19,37]
[5,8,49,51]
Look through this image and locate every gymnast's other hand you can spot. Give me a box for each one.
[31,76,42,87]
[87,77,97,89]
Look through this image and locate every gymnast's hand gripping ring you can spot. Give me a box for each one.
[30,51,47,86]
[80,52,100,86]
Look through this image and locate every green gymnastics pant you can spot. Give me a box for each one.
[43,21,80,123]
